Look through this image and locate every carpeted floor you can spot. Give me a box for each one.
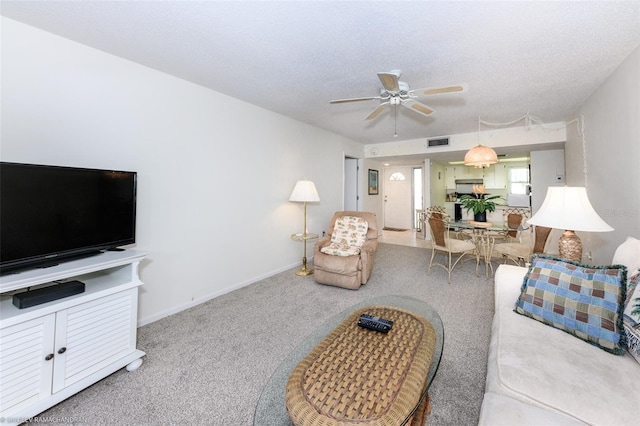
[35,243,495,425]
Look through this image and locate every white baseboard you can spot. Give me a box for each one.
[137,260,302,327]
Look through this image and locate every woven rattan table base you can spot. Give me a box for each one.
[285,305,436,426]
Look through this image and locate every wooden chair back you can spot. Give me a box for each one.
[533,226,552,254]
[428,216,447,247]
[503,208,529,239]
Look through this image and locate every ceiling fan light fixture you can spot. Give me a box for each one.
[464,144,498,168]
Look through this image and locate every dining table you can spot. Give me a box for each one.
[447,220,528,278]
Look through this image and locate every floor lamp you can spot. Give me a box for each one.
[289,180,320,276]
[527,186,613,262]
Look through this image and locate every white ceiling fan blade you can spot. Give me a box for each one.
[329,96,381,104]
[366,102,389,120]
[402,99,434,117]
[417,84,468,96]
[377,71,401,92]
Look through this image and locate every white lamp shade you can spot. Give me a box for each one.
[289,180,320,203]
[527,186,613,232]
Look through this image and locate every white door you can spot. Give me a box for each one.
[383,167,412,230]
[344,158,358,211]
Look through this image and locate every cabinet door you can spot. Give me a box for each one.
[484,164,508,189]
[444,167,456,189]
[52,289,137,392]
[453,166,469,179]
[0,315,55,417]
[493,164,508,189]
[468,166,484,180]
[482,166,495,188]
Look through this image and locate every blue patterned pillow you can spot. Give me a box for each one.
[515,254,627,355]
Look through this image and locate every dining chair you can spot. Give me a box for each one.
[426,212,477,283]
[489,207,530,243]
[493,225,552,266]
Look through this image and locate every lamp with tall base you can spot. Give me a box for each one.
[527,186,613,262]
[289,180,320,276]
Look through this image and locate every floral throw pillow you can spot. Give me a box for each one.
[623,271,640,364]
[321,216,369,257]
[514,254,627,355]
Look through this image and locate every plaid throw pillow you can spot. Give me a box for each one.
[514,254,627,355]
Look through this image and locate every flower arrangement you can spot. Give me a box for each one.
[458,184,502,222]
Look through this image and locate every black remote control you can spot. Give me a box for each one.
[358,313,393,333]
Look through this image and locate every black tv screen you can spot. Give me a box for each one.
[1,162,137,273]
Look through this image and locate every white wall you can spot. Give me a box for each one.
[566,44,640,264]
[530,149,565,213]
[361,159,386,233]
[365,123,566,160]
[1,18,363,324]
[428,160,446,209]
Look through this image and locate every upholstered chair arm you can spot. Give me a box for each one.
[359,239,378,284]
[361,239,378,255]
[314,236,331,256]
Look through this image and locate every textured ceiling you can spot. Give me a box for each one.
[2,1,640,147]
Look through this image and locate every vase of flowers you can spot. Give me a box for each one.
[459,185,502,222]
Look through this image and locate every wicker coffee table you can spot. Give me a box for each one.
[254,296,444,426]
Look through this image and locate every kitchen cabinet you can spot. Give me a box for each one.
[444,166,484,189]
[444,167,456,189]
[0,250,145,425]
[484,164,508,189]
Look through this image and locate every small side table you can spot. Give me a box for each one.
[291,232,319,276]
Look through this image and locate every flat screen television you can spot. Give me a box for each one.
[1,162,137,274]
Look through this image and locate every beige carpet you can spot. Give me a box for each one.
[35,243,495,425]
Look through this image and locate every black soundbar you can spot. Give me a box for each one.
[13,280,85,309]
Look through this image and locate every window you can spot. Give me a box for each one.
[389,172,406,181]
[509,167,529,194]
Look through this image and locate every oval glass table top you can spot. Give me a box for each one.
[253,295,444,425]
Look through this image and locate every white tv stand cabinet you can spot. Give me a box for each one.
[0,250,146,425]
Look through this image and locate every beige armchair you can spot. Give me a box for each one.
[313,211,378,290]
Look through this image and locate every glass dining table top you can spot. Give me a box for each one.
[449,220,527,232]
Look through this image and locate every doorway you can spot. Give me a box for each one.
[383,166,412,230]
[344,157,362,211]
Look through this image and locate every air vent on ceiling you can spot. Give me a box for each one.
[427,137,449,147]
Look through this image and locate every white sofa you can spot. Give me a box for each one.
[479,262,640,425]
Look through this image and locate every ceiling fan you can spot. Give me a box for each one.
[330,70,467,121]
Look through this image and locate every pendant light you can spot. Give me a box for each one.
[464,118,498,168]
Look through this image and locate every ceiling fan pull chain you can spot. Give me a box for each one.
[394,104,398,137]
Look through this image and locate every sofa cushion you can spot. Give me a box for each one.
[485,265,640,426]
[514,254,627,354]
[623,271,640,364]
[479,392,584,426]
[321,216,368,256]
[612,236,640,275]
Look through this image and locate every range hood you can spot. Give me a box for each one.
[455,179,484,185]
[455,179,484,196]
